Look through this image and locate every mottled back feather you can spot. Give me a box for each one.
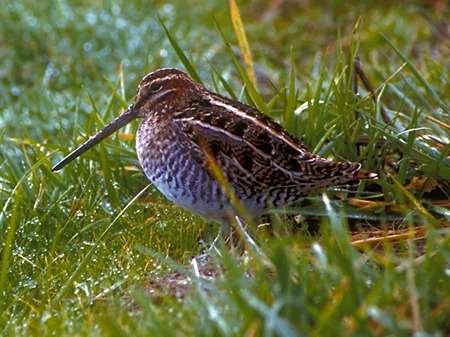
[173,93,363,198]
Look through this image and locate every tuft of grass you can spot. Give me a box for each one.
[0,1,449,336]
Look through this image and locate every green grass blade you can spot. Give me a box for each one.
[158,16,202,83]
[382,34,448,113]
[55,184,152,301]
[214,19,268,114]
[228,0,257,87]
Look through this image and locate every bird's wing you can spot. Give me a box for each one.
[172,95,363,194]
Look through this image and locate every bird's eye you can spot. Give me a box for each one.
[150,82,162,93]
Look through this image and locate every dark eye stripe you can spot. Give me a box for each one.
[150,82,162,92]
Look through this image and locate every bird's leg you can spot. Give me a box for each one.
[202,219,233,255]
[204,220,239,254]
[205,229,224,255]
[233,216,266,257]
[205,216,265,257]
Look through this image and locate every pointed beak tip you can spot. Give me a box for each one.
[51,105,137,173]
[51,161,65,172]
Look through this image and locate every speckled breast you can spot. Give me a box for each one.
[136,118,230,223]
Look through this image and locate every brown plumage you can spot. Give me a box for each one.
[53,68,377,226]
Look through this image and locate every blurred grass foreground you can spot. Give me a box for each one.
[0,1,449,336]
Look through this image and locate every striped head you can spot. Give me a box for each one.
[133,68,203,118]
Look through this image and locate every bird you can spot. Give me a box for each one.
[52,68,377,234]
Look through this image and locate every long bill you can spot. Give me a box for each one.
[52,105,138,171]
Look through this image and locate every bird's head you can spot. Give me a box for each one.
[52,68,201,171]
[133,68,202,117]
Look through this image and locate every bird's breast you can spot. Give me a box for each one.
[135,118,229,222]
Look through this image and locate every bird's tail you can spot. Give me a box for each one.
[323,162,377,190]
[301,160,377,190]
[354,167,378,180]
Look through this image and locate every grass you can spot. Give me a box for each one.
[1,0,449,336]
